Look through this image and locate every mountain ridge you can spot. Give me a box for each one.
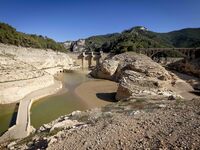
[83,26,200,53]
[0,22,200,53]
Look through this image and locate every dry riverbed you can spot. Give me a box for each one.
[75,79,118,107]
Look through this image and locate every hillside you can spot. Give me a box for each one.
[160,28,200,48]
[84,26,200,53]
[0,22,67,52]
[1,22,199,54]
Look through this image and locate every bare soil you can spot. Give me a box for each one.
[75,79,118,107]
[48,99,200,150]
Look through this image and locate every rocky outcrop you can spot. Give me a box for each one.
[71,39,86,52]
[169,58,200,78]
[63,39,86,52]
[91,52,179,100]
[0,44,74,104]
[91,59,119,80]
[63,41,73,50]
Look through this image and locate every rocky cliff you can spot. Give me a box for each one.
[63,39,87,52]
[0,44,74,104]
[91,52,179,100]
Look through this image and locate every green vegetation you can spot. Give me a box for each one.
[1,22,199,55]
[85,26,200,55]
[160,28,200,48]
[0,22,67,52]
[152,50,185,58]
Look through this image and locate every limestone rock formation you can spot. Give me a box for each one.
[91,52,178,100]
[63,41,73,50]
[91,59,119,80]
[0,44,74,104]
[63,39,87,52]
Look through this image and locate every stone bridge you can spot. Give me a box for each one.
[67,51,108,69]
[67,48,200,69]
[134,48,200,59]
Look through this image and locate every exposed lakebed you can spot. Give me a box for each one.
[30,70,91,128]
[0,70,115,136]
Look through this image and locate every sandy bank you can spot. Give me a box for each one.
[75,79,118,108]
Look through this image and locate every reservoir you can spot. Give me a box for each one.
[0,103,18,135]
[31,70,115,128]
[0,70,117,135]
[31,70,91,128]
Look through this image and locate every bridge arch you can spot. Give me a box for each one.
[150,49,185,59]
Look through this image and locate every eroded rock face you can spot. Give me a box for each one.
[63,39,87,52]
[63,41,73,50]
[71,39,86,52]
[91,52,178,100]
[0,44,74,73]
[91,59,119,80]
[0,44,74,104]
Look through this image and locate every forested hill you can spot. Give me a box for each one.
[85,26,200,53]
[1,22,200,53]
[0,22,66,52]
[160,28,200,48]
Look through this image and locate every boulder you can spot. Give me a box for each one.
[50,119,81,131]
[91,52,177,101]
[7,141,16,150]
[91,60,119,80]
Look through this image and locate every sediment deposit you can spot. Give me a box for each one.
[0,44,74,104]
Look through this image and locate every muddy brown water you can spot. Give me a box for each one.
[0,103,18,135]
[30,70,111,128]
[0,70,112,135]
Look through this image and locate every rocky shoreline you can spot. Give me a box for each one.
[0,43,76,143]
[2,98,199,150]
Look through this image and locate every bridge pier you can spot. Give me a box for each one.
[88,51,94,68]
[97,50,103,65]
[81,51,86,69]
[77,51,105,69]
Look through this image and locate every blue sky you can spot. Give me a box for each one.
[0,0,199,41]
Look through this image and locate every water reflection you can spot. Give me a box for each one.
[0,103,17,135]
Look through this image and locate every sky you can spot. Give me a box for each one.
[0,0,200,42]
